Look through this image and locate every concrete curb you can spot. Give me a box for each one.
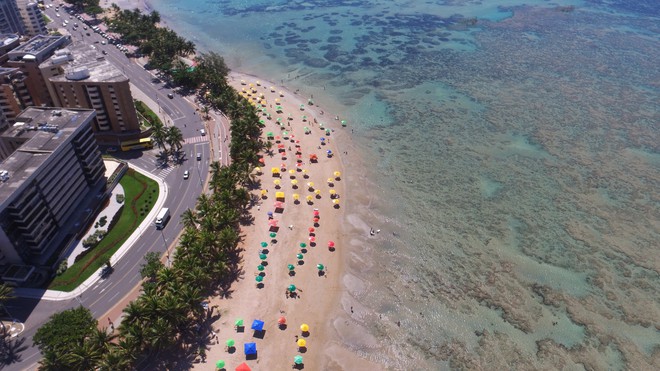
[14,165,168,301]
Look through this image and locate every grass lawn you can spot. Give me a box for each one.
[135,100,162,127]
[49,168,159,291]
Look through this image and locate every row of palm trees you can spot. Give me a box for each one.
[150,120,184,156]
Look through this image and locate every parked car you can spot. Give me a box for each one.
[183,170,190,179]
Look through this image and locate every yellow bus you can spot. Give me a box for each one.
[120,137,153,151]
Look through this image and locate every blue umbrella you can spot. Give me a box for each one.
[320,137,325,142]
[267,211,273,217]
[244,342,257,355]
[251,319,265,331]
[327,150,332,155]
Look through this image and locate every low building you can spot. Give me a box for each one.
[0,107,105,279]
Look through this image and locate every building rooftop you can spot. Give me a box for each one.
[0,34,20,48]
[0,107,96,202]
[46,42,127,83]
[7,35,70,62]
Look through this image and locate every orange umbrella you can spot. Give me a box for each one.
[278,316,286,325]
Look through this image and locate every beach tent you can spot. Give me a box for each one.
[244,342,257,356]
[271,167,280,175]
[251,319,265,331]
[276,192,285,200]
[236,361,252,371]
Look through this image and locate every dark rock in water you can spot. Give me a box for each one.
[274,39,286,47]
[263,43,272,49]
[330,29,343,34]
[327,36,343,43]
[304,58,331,68]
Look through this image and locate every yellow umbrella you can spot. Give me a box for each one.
[291,179,298,186]
[300,323,309,332]
[275,98,280,103]
[271,86,276,92]
[332,199,340,205]
[289,169,296,176]
[314,189,321,195]
[274,179,281,186]
[293,193,300,201]
[329,189,336,195]
[279,91,284,97]
[271,167,280,174]
[307,182,314,188]
[297,338,307,347]
[327,178,334,184]
[249,83,254,87]
[306,195,313,202]
[256,80,261,86]
[334,171,341,178]
[260,189,268,196]
[302,169,308,175]
[254,166,261,172]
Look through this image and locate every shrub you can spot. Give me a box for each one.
[116,194,125,203]
[99,216,108,227]
[56,260,68,276]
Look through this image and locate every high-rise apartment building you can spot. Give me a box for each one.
[40,42,141,140]
[0,0,25,35]
[16,0,46,36]
[5,34,70,108]
[0,107,104,275]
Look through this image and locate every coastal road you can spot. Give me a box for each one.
[5,7,231,370]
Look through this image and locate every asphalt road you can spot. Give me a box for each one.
[3,6,230,370]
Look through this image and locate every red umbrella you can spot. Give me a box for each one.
[313,210,320,216]
[296,163,303,168]
[268,219,279,226]
[278,316,287,325]
[278,143,285,149]
[295,140,300,143]
[275,136,281,141]
[313,217,319,223]
[258,158,265,164]
[328,241,335,248]
[296,154,302,159]
[274,201,284,208]
[236,363,252,371]
[281,163,287,169]
[308,227,315,233]
[309,236,316,243]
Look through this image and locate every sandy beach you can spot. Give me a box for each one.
[193,73,375,370]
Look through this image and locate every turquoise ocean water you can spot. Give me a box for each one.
[148,0,659,368]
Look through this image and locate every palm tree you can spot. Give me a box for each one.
[180,208,198,230]
[150,120,168,152]
[201,106,210,120]
[165,126,184,155]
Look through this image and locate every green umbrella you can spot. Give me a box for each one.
[296,253,304,260]
[288,284,296,292]
[341,120,347,126]
[226,339,235,347]
[299,243,307,248]
[255,275,263,282]
[235,319,244,327]
[300,104,305,110]
[302,115,307,121]
[259,253,267,260]
[317,264,325,270]
[294,355,303,365]
[270,232,277,238]
[304,126,310,133]
[277,117,282,122]
[257,265,265,271]
[287,264,295,271]
[216,360,226,368]
[325,129,331,135]
[266,131,274,137]
[260,242,268,247]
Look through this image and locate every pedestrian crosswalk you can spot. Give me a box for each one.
[157,166,176,180]
[184,135,209,144]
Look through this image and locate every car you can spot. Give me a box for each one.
[196,153,202,161]
[101,40,106,45]
[183,170,190,179]
[83,26,87,30]
[167,93,174,99]
[200,129,206,136]
[102,50,108,55]
[106,146,118,153]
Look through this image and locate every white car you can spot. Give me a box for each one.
[183,170,190,179]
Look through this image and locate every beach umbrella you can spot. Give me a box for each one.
[288,284,297,292]
[251,319,265,331]
[259,158,265,164]
[270,232,277,238]
[235,319,244,327]
[307,182,314,188]
[267,211,274,217]
[296,162,303,168]
[325,129,331,135]
[304,126,310,133]
[327,150,333,155]
[280,162,286,169]
[320,137,325,142]
[260,242,268,247]
[317,264,325,271]
[300,323,309,332]
[226,339,235,347]
[299,242,307,248]
[313,217,320,223]
[293,193,300,201]
[271,86,276,92]
[291,179,298,186]
[288,113,293,120]
[341,120,347,127]
[259,253,267,260]
[244,342,257,356]
[302,115,307,121]
[260,189,268,196]
[289,169,296,175]
[241,80,246,85]
[256,80,261,86]
[302,169,308,175]
[319,122,325,128]
[327,178,334,185]
[309,236,316,243]
[271,167,279,174]
[296,253,304,260]
[273,201,284,209]
[287,264,295,271]
[297,338,307,347]
[313,210,320,216]
[329,189,337,196]
[334,171,341,178]
[236,362,252,371]
[273,179,281,186]
[333,199,340,205]
[216,360,226,369]
[314,189,321,196]
[255,275,263,283]
[294,355,303,365]
[328,241,335,248]
[308,227,315,233]
[278,316,286,325]
[280,91,284,97]
[306,195,313,202]
[300,104,305,110]
[254,166,261,173]
[257,265,265,271]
